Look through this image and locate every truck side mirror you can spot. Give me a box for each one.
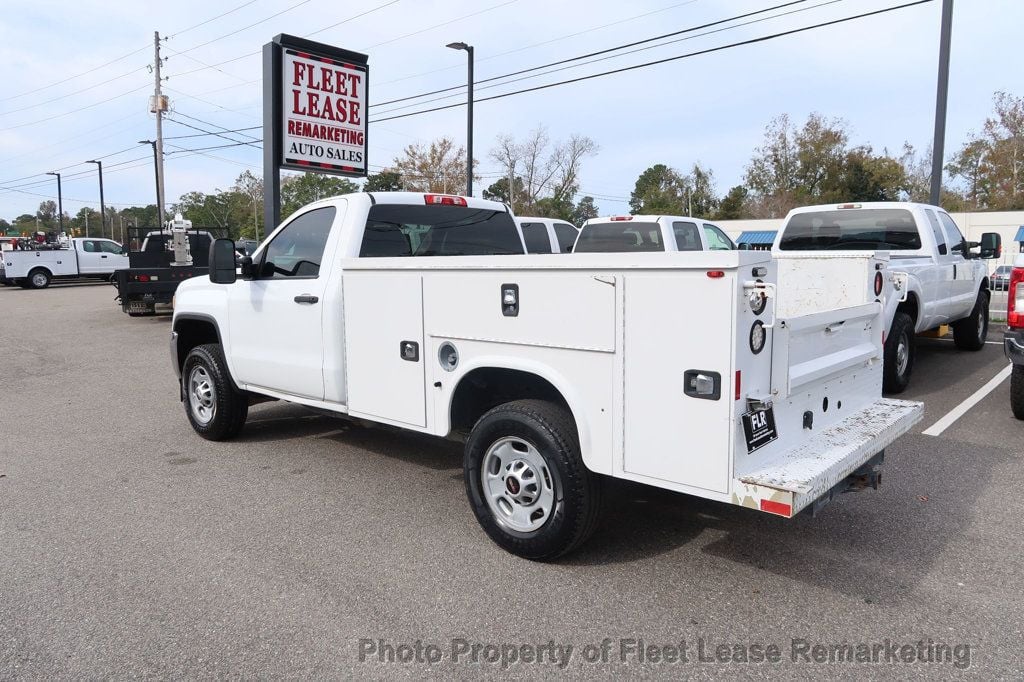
[980,232,1002,259]
[209,238,237,284]
[737,243,751,251]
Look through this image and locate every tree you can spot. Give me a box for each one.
[120,205,160,230]
[488,127,598,214]
[716,185,749,219]
[688,163,718,218]
[364,169,404,192]
[280,172,359,219]
[948,91,1024,210]
[629,164,686,214]
[482,176,526,206]
[571,196,599,225]
[232,171,264,239]
[744,114,799,217]
[36,200,57,229]
[392,137,472,193]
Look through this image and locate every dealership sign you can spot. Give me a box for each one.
[264,34,369,179]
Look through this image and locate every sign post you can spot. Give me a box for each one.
[263,34,369,233]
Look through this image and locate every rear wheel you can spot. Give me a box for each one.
[1011,365,1024,421]
[28,268,51,289]
[464,399,601,560]
[952,290,989,351]
[883,312,915,394]
[182,344,248,440]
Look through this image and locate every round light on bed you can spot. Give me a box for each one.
[749,321,766,355]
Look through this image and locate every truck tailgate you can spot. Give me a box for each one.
[736,398,922,516]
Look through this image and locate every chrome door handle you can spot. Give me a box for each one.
[294,294,319,304]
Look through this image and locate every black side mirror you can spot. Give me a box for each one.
[209,238,237,284]
[737,243,751,251]
[980,232,1002,259]
[239,255,254,279]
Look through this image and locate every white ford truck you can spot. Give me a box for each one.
[0,237,129,289]
[773,202,1001,392]
[170,192,922,560]
[576,215,737,253]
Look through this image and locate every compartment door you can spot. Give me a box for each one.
[344,273,427,428]
[622,274,733,493]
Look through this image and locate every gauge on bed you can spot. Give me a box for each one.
[748,289,767,315]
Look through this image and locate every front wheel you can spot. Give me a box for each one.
[952,290,989,351]
[1011,365,1024,420]
[884,312,915,394]
[182,344,248,440]
[464,399,601,561]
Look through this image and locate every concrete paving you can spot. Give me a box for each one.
[1,282,1021,677]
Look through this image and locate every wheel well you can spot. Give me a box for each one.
[29,266,51,276]
[174,317,220,373]
[450,367,573,436]
[980,276,990,293]
[897,291,919,325]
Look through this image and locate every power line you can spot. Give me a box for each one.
[169,0,261,38]
[170,0,316,57]
[362,0,517,50]
[371,0,810,108]
[370,0,934,124]
[0,83,151,133]
[165,125,261,140]
[372,0,844,118]
[166,116,261,148]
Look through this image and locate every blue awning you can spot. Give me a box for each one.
[736,230,777,245]
[1014,226,1024,242]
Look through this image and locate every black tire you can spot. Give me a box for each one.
[884,311,915,394]
[464,399,601,561]
[1011,365,1024,421]
[27,268,51,289]
[181,343,248,441]
[952,290,989,351]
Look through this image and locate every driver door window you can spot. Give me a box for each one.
[261,207,336,278]
[703,223,735,250]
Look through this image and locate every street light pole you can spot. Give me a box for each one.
[86,160,106,239]
[45,171,63,234]
[138,140,164,226]
[446,41,474,197]
[929,0,954,206]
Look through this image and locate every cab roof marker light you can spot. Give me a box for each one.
[837,203,861,209]
[424,194,467,207]
[609,216,633,221]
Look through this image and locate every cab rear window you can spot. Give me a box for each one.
[779,209,922,251]
[574,222,664,253]
[360,205,523,257]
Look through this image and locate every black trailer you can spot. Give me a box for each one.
[115,227,228,316]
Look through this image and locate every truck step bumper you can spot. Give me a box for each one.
[733,398,923,518]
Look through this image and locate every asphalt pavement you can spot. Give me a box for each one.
[1,282,1022,678]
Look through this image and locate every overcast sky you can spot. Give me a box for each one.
[0,0,1020,221]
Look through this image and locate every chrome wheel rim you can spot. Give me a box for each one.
[977,308,986,340]
[481,437,556,533]
[896,333,909,377]
[31,273,47,287]
[188,365,216,425]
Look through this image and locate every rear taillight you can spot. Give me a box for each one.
[137,274,150,282]
[1009,267,1024,328]
[424,194,467,206]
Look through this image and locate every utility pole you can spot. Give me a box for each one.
[929,0,954,206]
[446,42,474,196]
[508,167,514,212]
[152,31,168,226]
[85,211,89,237]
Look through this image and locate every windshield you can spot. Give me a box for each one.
[574,221,664,252]
[778,209,922,251]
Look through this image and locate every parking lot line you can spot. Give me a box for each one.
[922,364,1013,437]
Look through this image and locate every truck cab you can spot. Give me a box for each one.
[514,217,579,253]
[575,215,735,253]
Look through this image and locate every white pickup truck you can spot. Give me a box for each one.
[773,202,1001,392]
[0,238,129,289]
[576,214,737,252]
[170,192,922,560]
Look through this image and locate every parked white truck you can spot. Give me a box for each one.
[170,192,922,560]
[0,237,128,289]
[772,202,1001,392]
[576,215,737,252]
